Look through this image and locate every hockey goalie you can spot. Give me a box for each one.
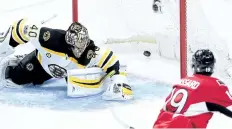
[0,18,133,101]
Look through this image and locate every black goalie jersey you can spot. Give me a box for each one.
[9,18,120,79]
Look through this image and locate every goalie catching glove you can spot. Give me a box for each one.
[0,55,25,88]
[101,74,133,100]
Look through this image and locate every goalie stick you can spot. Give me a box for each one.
[41,14,58,24]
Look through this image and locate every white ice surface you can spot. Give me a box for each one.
[0,43,229,129]
[1,0,232,128]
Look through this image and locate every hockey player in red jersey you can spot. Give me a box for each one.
[153,49,232,128]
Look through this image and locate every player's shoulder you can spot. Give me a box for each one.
[194,74,227,88]
[38,27,68,52]
[211,76,227,87]
[205,75,226,85]
[38,27,66,43]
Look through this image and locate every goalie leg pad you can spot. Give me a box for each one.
[67,67,106,97]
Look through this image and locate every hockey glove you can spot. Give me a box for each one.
[0,56,23,88]
[102,74,133,101]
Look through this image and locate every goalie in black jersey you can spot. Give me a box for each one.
[0,18,133,101]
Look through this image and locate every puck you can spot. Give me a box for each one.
[143,50,151,57]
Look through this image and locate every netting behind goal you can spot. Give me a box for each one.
[1,0,232,82]
[77,0,232,82]
[184,0,232,82]
[161,0,232,82]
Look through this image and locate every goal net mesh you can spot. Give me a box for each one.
[1,0,232,83]
[185,0,232,83]
[78,0,232,82]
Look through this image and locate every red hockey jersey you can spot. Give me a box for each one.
[153,74,232,128]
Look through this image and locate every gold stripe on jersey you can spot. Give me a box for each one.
[41,47,86,68]
[19,19,29,41]
[102,55,117,72]
[12,21,24,44]
[12,19,28,44]
[69,70,116,88]
[97,49,111,68]
[37,52,42,64]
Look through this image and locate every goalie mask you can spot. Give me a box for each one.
[65,22,90,58]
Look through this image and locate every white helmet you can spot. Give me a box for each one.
[0,25,15,57]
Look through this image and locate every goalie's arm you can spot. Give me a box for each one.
[0,18,56,57]
[9,18,42,48]
[94,47,121,75]
[0,19,37,57]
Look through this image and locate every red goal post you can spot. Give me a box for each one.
[180,0,187,78]
[72,0,78,22]
[179,0,232,81]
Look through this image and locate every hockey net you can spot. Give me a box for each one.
[181,0,232,83]
[76,0,232,83]
[1,0,232,83]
